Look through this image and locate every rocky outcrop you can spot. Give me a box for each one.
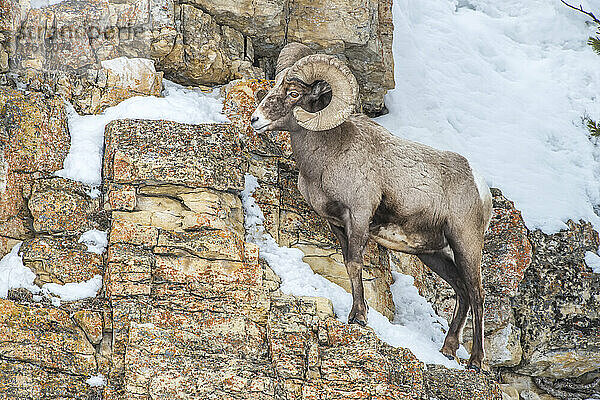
[1,71,598,399]
[0,299,106,399]
[512,220,600,382]
[188,0,394,114]
[3,0,393,115]
[0,86,109,398]
[391,190,600,399]
[0,87,70,257]
[100,117,500,399]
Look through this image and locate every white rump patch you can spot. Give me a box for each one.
[471,167,491,203]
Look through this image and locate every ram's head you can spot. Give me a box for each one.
[251,44,359,133]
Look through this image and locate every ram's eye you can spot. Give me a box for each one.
[288,91,300,99]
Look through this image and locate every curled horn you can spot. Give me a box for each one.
[287,54,359,131]
[275,43,314,76]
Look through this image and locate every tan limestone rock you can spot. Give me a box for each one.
[0,299,97,375]
[157,4,263,85]
[89,57,163,114]
[73,309,104,345]
[298,243,395,320]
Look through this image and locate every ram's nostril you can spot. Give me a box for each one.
[251,116,259,123]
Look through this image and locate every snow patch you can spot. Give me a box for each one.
[0,243,40,298]
[30,0,66,8]
[377,0,600,234]
[78,229,108,254]
[86,374,106,387]
[241,174,463,368]
[42,275,103,302]
[0,242,102,303]
[57,79,228,186]
[585,251,600,274]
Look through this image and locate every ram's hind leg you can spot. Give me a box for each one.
[448,234,486,370]
[418,251,470,360]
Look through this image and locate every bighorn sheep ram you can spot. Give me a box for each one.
[250,43,493,370]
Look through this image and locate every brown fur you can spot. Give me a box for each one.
[251,56,492,370]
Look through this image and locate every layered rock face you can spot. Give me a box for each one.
[224,79,600,399]
[0,87,108,398]
[1,70,599,399]
[2,0,393,115]
[100,118,500,399]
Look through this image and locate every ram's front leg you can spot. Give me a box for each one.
[343,212,370,326]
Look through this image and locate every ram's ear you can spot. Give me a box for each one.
[255,88,268,103]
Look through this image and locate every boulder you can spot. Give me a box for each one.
[27,177,103,235]
[20,236,104,286]
[0,299,103,399]
[513,220,600,380]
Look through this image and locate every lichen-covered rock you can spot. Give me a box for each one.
[7,0,261,109]
[28,177,103,235]
[102,119,501,399]
[0,87,70,257]
[513,220,600,380]
[20,236,103,286]
[14,58,162,115]
[0,87,69,173]
[425,364,503,400]
[0,299,102,399]
[0,358,100,399]
[103,120,247,190]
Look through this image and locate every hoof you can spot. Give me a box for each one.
[466,363,481,373]
[348,316,368,327]
[442,353,457,362]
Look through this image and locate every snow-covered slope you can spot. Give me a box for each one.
[377,0,600,233]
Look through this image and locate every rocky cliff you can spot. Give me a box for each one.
[1,0,600,398]
[0,0,393,115]
[0,83,502,399]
